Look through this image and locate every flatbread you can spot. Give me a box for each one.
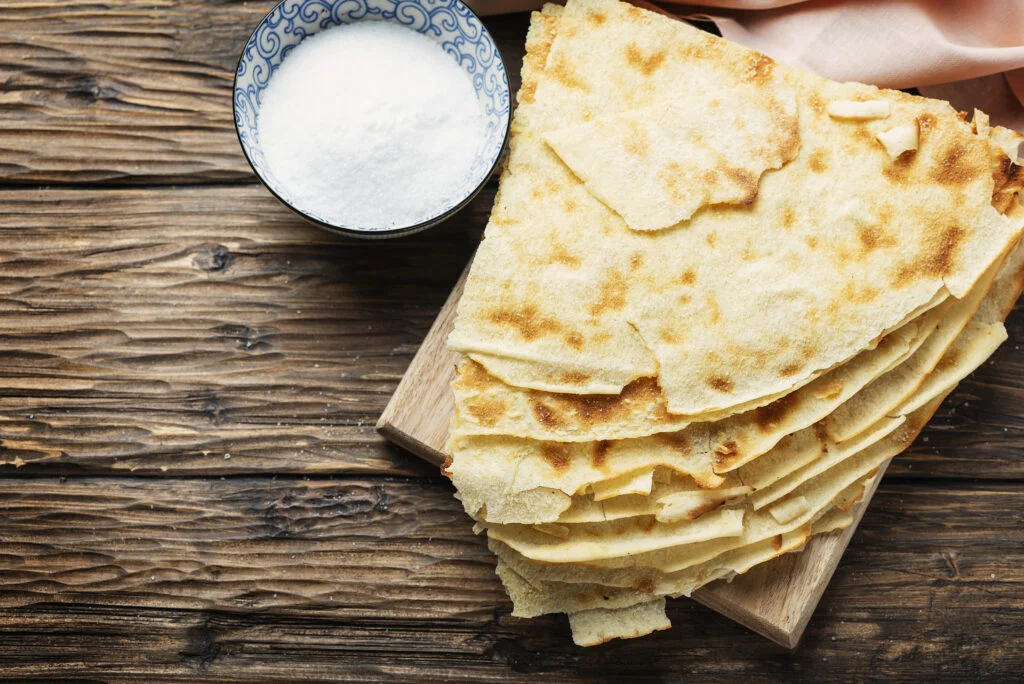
[449,0,1024,418]
[441,2,1024,646]
[543,93,799,231]
[823,252,1005,443]
[555,475,745,524]
[706,305,940,472]
[504,396,942,571]
[495,559,652,618]
[568,599,671,646]
[450,302,932,444]
[486,506,745,563]
[445,426,723,525]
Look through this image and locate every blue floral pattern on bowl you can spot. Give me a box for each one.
[233,0,511,238]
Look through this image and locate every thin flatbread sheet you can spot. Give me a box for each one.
[448,0,1024,418]
[450,303,932,444]
[493,396,942,570]
[568,599,671,646]
[445,426,723,525]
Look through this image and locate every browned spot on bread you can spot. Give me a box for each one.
[519,81,538,106]
[707,375,734,393]
[713,440,739,470]
[658,161,690,202]
[725,167,759,205]
[707,298,722,325]
[592,440,610,468]
[625,120,650,156]
[679,269,696,285]
[625,43,667,76]
[590,270,628,316]
[539,443,571,471]
[638,516,657,533]
[744,53,775,83]
[489,305,561,340]
[518,15,559,105]
[808,149,828,173]
[634,576,655,594]
[564,332,585,350]
[457,360,491,391]
[706,232,718,248]
[779,362,803,377]
[532,378,656,429]
[841,282,881,304]
[531,400,561,429]
[440,454,454,478]
[754,391,799,432]
[465,397,508,428]
[805,236,819,250]
[702,169,720,185]
[812,421,830,446]
[557,371,591,385]
[678,294,692,305]
[563,198,579,213]
[548,242,581,268]
[588,11,607,25]
[808,93,825,114]
[857,225,895,252]
[884,148,918,185]
[934,143,974,185]
[892,224,966,286]
[621,376,662,402]
[630,253,645,270]
[686,498,727,521]
[550,57,589,92]
[658,431,693,457]
[935,347,960,372]
[772,534,784,552]
[659,329,680,344]
[781,207,796,229]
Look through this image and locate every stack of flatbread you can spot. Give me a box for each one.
[443,0,1024,646]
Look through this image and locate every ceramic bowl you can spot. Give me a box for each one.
[233,0,511,239]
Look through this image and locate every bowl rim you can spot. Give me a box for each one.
[232,0,512,240]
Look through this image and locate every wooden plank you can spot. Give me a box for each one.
[0,2,529,185]
[0,478,1021,681]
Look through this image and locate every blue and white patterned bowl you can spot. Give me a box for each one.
[233,0,511,239]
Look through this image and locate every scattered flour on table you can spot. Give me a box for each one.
[257,22,486,230]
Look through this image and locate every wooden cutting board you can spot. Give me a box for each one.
[378,263,887,649]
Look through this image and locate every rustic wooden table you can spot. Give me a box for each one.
[0,2,1022,681]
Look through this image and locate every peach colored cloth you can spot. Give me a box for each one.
[466,0,1024,131]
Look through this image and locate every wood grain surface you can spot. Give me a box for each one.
[0,1,1022,680]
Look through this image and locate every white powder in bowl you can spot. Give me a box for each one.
[257,21,487,230]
